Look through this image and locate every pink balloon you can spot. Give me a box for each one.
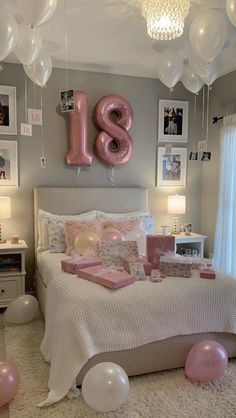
[93,95,134,167]
[101,229,125,241]
[66,91,93,167]
[0,362,20,407]
[185,340,228,382]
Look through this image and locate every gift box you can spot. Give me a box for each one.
[77,265,135,289]
[187,257,213,270]
[200,268,216,279]
[124,257,152,275]
[61,257,101,274]
[159,254,192,278]
[97,240,139,269]
[146,235,175,269]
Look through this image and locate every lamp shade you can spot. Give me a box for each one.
[0,197,11,219]
[167,195,186,215]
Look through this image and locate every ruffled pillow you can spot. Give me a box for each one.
[97,210,155,234]
[102,218,142,235]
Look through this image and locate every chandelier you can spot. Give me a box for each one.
[141,0,190,41]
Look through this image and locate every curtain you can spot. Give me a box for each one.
[214,114,236,275]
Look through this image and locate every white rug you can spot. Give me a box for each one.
[2,313,236,418]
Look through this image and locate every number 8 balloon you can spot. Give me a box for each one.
[93,95,134,167]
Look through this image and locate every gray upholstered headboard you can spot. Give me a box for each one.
[34,187,149,249]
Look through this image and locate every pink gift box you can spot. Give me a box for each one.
[77,265,135,289]
[124,257,152,275]
[146,235,175,269]
[159,255,192,278]
[61,257,101,274]
[200,268,216,279]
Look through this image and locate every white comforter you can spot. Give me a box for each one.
[40,267,236,406]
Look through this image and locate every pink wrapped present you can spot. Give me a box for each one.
[97,240,138,269]
[61,257,101,274]
[146,235,175,269]
[200,268,216,279]
[77,265,135,289]
[124,257,152,275]
[159,254,192,278]
[186,257,213,270]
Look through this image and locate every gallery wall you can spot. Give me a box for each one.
[0,62,203,289]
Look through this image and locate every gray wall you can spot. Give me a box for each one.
[0,63,203,289]
[201,70,236,256]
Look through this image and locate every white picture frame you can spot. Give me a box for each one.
[157,147,187,187]
[0,140,18,186]
[158,99,189,143]
[0,86,17,135]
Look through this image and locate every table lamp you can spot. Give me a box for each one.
[0,197,11,243]
[167,194,186,234]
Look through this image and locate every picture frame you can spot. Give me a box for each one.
[0,140,18,186]
[157,147,187,187]
[158,99,189,143]
[0,86,17,135]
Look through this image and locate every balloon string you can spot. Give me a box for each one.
[76,167,81,178]
[64,0,68,91]
[206,85,210,152]
[40,89,44,159]
[201,85,205,141]
[108,167,115,186]
[194,94,197,152]
[33,82,36,109]
[24,74,28,123]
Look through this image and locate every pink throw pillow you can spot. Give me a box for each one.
[102,219,141,235]
[64,219,104,255]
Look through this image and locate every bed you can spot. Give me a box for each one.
[34,187,236,406]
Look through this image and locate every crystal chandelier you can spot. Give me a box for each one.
[141,0,190,41]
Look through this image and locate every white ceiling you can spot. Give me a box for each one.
[2,0,236,79]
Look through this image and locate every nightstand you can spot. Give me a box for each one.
[0,240,28,307]
[175,233,207,257]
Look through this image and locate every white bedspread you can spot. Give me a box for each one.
[40,268,236,406]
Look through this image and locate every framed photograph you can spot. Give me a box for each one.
[158,99,189,143]
[157,147,187,187]
[0,86,17,135]
[0,140,18,186]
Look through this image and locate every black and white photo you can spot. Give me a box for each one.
[61,89,75,112]
[189,151,198,160]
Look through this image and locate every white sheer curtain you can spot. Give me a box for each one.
[214,114,236,275]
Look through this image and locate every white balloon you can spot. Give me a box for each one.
[181,65,204,93]
[189,10,227,63]
[226,0,236,27]
[0,9,19,61]
[126,227,146,256]
[189,53,223,86]
[19,0,58,27]
[24,52,52,87]
[82,362,129,413]
[14,23,42,65]
[5,295,39,324]
[158,48,183,89]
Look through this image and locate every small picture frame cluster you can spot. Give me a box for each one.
[61,89,75,112]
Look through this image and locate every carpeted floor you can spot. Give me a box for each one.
[1,312,236,417]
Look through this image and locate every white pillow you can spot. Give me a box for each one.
[96,210,155,235]
[37,209,97,252]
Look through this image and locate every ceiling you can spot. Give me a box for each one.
[2,0,236,80]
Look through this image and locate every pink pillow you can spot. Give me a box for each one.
[64,219,104,255]
[102,219,141,235]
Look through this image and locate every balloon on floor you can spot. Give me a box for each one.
[5,295,39,324]
[0,362,20,407]
[185,340,228,382]
[82,362,129,412]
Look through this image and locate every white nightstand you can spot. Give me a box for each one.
[174,233,207,257]
[0,240,27,307]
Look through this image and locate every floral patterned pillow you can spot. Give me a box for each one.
[48,220,67,253]
[64,219,105,255]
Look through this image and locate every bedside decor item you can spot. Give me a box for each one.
[0,86,17,135]
[160,225,169,235]
[10,235,19,244]
[0,140,18,186]
[158,100,189,143]
[146,234,175,269]
[157,147,187,187]
[0,196,11,243]
[167,195,186,234]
